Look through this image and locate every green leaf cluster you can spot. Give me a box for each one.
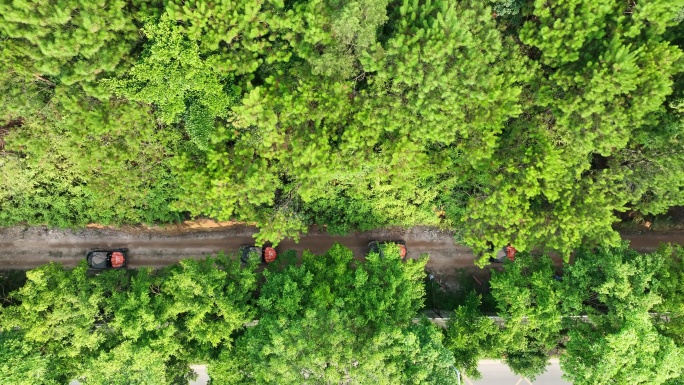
[444,244,684,383]
[490,254,562,380]
[0,253,257,385]
[0,0,143,97]
[212,243,458,384]
[0,90,182,226]
[0,245,464,384]
[106,15,237,150]
[559,243,684,385]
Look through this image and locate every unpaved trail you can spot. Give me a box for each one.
[0,226,682,272]
[0,225,470,270]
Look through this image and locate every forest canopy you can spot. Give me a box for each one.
[1,0,683,264]
[1,244,683,384]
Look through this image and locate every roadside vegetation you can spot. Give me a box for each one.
[0,243,682,384]
[1,0,683,263]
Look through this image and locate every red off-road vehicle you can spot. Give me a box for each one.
[239,245,277,264]
[367,240,408,260]
[86,248,128,269]
[488,243,517,263]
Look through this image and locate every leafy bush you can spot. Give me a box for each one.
[490,0,522,17]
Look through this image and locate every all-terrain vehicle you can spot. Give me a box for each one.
[488,243,516,263]
[86,248,128,269]
[367,240,408,259]
[239,245,277,264]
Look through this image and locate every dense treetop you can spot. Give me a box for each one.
[1,244,683,383]
[1,0,683,260]
[1,2,682,382]
[0,245,461,384]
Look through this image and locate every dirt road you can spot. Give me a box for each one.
[0,225,682,272]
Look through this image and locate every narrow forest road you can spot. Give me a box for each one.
[0,225,682,272]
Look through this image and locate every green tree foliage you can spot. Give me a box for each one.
[560,243,684,385]
[563,313,684,385]
[443,293,499,379]
[0,72,53,123]
[503,347,550,381]
[462,112,627,266]
[0,330,59,385]
[0,262,106,383]
[561,243,665,317]
[80,254,256,384]
[0,89,182,227]
[655,245,684,346]
[79,342,176,385]
[490,254,562,379]
[106,15,236,150]
[612,97,684,215]
[456,244,684,383]
[490,0,523,17]
[1,0,684,276]
[1,243,682,383]
[83,268,193,385]
[159,255,257,354]
[168,118,287,243]
[0,254,258,385]
[171,0,531,245]
[211,244,457,384]
[520,0,684,199]
[286,0,390,80]
[0,0,144,96]
[167,0,391,239]
[405,318,461,385]
[464,0,684,263]
[164,0,293,78]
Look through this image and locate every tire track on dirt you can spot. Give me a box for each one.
[0,226,682,271]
